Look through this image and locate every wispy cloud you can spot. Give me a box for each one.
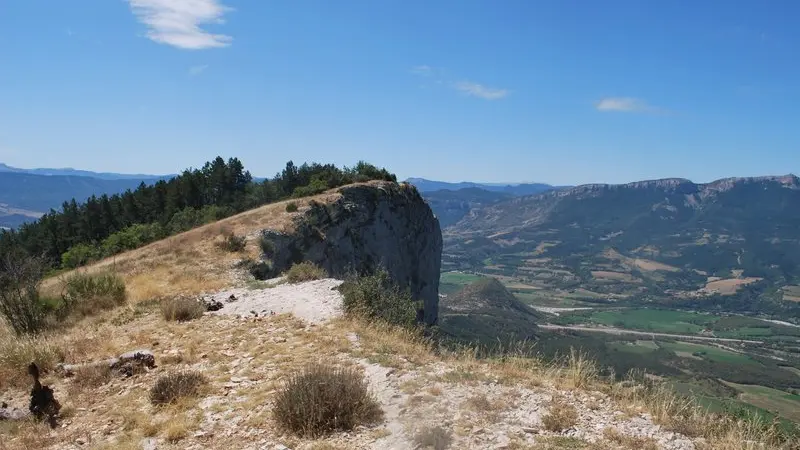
[410,65,433,76]
[453,81,509,100]
[188,64,209,76]
[128,0,233,50]
[410,65,510,100]
[595,97,659,113]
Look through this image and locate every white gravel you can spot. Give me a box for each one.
[207,278,344,324]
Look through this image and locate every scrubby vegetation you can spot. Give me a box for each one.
[273,363,383,437]
[0,253,49,335]
[216,232,247,252]
[339,269,420,329]
[60,272,126,317]
[285,262,326,283]
[541,396,579,432]
[160,297,205,322]
[149,371,208,405]
[285,201,299,212]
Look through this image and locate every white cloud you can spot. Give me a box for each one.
[410,65,433,76]
[128,0,233,50]
[453,81,509,100]
[595,97,658,113]
[188,64,209,75]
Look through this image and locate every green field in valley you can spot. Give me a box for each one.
[658,341,757,365]
[723,381,800,422]
[439,271,486,295]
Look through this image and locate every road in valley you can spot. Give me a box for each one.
[539,324,764,344]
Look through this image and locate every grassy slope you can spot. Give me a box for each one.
[41,190,343,303]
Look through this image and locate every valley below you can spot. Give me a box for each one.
[432,175,800,430]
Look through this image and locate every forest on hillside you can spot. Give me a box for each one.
[0,157,395,272]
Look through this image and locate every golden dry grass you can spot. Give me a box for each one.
[702,277,762,295]
[590,271,640,283]
[40,191,343,303]
[541,396,579,432]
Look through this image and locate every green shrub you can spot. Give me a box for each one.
[61,243,100,269]
[273,363,383,437]
[285,262,326,283]
[100,223,165,257]
[161,297,206,322]
[0,254,49,336]
[249,261,274,280]
[339,269,420,329]
[285,202,299,213]
[149,371,208,405]
[167,205,234,234]
[217,233,246,252]
[61,272,127,317]
[292,176,329,198]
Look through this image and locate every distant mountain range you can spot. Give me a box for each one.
[408,178,568,227]
[0,166,167,228]
[444,174,800,318]
[0,163,169,180]
[405,177,567,196]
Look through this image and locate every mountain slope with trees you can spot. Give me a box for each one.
[0,157,396,272]
[445,175,800,319]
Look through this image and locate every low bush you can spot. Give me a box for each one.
[161,297,205,322]
[217,233,247,252]
[285,202,299,213]
[0,253,49,336]
[149,371,208,405]
[285,262,326,283]
[339,269,420,329]
[100,223,165,257]
[273,363,383,437]
[61,243,100,269]
[61,272,126,317]
[541,396,579,432]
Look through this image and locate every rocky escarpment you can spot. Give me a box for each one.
[261,181,443,325]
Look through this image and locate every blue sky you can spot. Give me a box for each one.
[1,0,798,185]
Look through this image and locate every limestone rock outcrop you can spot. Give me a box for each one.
[262,181,443,325]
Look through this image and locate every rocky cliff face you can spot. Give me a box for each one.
[262,181,443,325]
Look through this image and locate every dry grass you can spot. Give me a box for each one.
[285,262,327,284]
[273,363,383,437]
[601,428,658,449]
[68,363,113,394]
[149,371,208,405]
[541,396,579,432]
[413,425,452,450]
[59,272,127,317]
[160,297,206,322]
[556,348,599,390]
[0,326,66,388]
[702,277,762,295]
[465,394,500,412]
[40,190,345,303]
